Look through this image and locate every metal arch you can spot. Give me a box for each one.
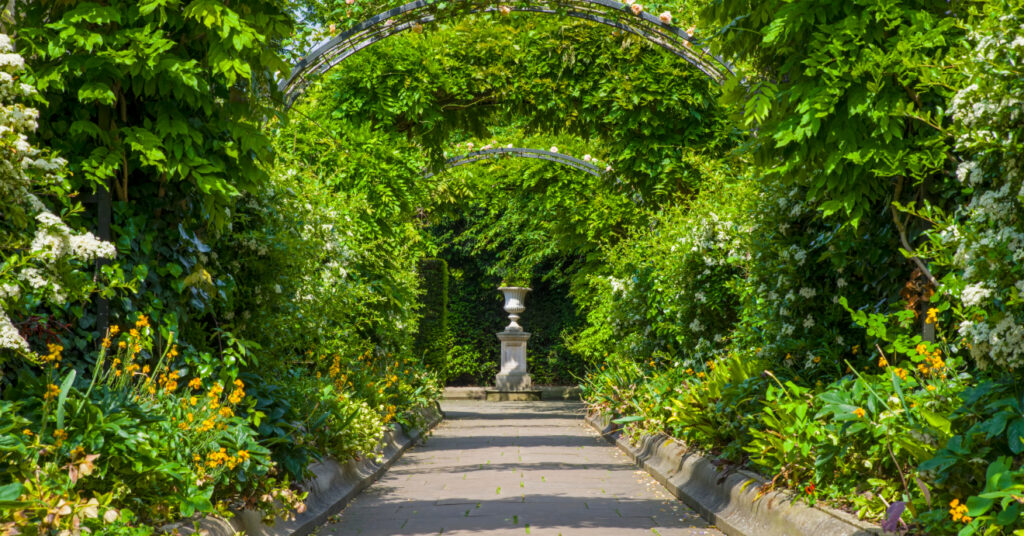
[422,147,605,179]
[280,0,735,108]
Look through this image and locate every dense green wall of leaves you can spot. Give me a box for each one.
[413,258,450,370]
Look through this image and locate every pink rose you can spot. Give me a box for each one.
[630,3,643,15]
[659,11,671,24]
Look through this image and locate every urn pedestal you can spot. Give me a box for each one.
[495,330,532,390]
[487,286,541,401]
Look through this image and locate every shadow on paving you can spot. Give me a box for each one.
[420,433,598,450]
[442,409,586,421]
[316,400,721,536]
[387,461,631,476]
[331,495,709,535]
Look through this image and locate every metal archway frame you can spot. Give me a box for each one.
[281,0,735,108]
[422,147,605,178]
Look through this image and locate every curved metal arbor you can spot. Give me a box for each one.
[280,0,735,108]
[422,147,604,178]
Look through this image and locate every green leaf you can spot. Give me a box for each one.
[919,408,951,436]
[77,82,116,105]
[56,369,77,431]
[0,482,24,502]
[1007,419,1024,454]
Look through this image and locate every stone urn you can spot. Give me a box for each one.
[498,286,530,332]
[495,286,532,391]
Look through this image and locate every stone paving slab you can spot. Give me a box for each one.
[313,401,722,536]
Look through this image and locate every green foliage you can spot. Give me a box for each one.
[414,258,450,371]
[704,0,961,226]
[15,0,292,225]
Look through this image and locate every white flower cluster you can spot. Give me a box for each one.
[0,34,117,355]
[944,13,1024,370]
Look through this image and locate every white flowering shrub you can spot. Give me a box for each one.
[0,34,115,361]
[930,11,1024,370]
[571,177,751,367]
[734,180,909,375]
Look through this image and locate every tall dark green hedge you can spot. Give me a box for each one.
[414,258,450,370]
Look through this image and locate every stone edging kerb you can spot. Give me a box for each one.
[585,412,884,536]
[164,404,443,536]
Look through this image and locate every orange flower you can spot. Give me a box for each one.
[854,407,866,418]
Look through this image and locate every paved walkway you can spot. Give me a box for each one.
[315,401,722,536]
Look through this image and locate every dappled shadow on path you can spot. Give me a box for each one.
[329,494,708,535]
[420,433,597,450]
[387,460,630,476]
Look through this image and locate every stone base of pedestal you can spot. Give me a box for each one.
[495,372,532,391]
[485,389,542,401]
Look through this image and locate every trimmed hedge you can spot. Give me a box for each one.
[414,258,450,370]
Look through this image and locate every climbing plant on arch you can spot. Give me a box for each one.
[281,0,735,107]
[423,147,605,179]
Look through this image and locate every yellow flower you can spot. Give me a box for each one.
[189,378,202,390]
[142,365,151,374]
[812,356,821,364]
[129,328,140,338]
[54,428,67,440]
[950,499,969,522]
[878,355,888,368]
[925,308,938,324]
[109,325,120,335]
[926,385,936,392]
[118,341,127,349]
[916,343,928,355]
[851,345,860,355]
[22,429,33,437]
[893,368,908,380]
[136,315,149,328]
[854,407,866,418]
[44,383,60,400]
[101,337,112,349]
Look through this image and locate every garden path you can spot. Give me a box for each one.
[314,400,722,536]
